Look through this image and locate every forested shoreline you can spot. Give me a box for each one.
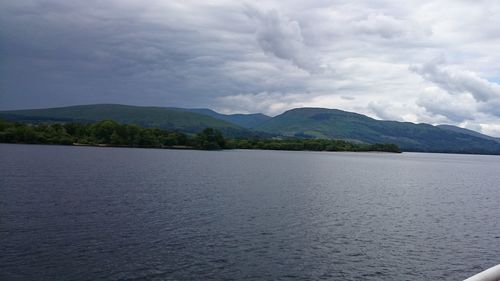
[0,119,401,153]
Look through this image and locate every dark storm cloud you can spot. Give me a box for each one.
[0,0,264,108]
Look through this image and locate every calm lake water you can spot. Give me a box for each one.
[1,144,499,280]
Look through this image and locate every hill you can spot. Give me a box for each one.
[3,104,500,154]
[0,104,253,137]
[255,107,500,154]
[169,108,271,128]
[437,125,500,144]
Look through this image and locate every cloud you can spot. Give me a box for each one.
[368,101,406,121]
[480,123,500,138]
[410,58,500,121]
[244,5,320,73]
[410,58,500,102]
[340,96,355,100]
[216,91,307,115]
[354,13,426,40]
[1,0,500,136]
[367,101,434,123]
[479,98,500,118]
[415,87,477,122]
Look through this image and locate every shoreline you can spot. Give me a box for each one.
[0,141,401,153]
[3,142,500,156]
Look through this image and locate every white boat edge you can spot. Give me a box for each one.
[464,264,500,281]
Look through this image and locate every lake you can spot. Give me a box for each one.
[1,143,499,280]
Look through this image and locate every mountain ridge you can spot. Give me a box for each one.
[254,107,500,154]
[437,124,500,144]
[1,104,500,154]
[167,107,271,128]
[0,104,255,138]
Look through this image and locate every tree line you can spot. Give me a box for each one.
[0,119,400,152]
[0,119,225,150]
[226,139,400,152]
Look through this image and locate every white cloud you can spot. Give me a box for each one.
[216,92,307,115]
[416,87,477,123]
[244,5,321,73]
[410,57,500,128]
[410,58,500,102]
[480,124,500,138]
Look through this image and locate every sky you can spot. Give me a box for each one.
[1,0,500,136]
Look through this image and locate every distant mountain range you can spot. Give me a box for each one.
[2,104,500,155]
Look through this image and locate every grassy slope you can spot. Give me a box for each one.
[256,108,500,154]
[169,108,271,129]
[0,104,251,137]
[437,125,500,144]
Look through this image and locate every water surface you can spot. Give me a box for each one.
[1,144,499,280]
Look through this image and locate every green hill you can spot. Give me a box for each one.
[0,104,252,137]
[3,104,500,154]
[437,124,500,144]
[255,107,500,154]
[169,108,271,128]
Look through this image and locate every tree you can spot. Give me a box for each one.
[110,131,123,145]
[91,120,119,143]
[195,128,225,150]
